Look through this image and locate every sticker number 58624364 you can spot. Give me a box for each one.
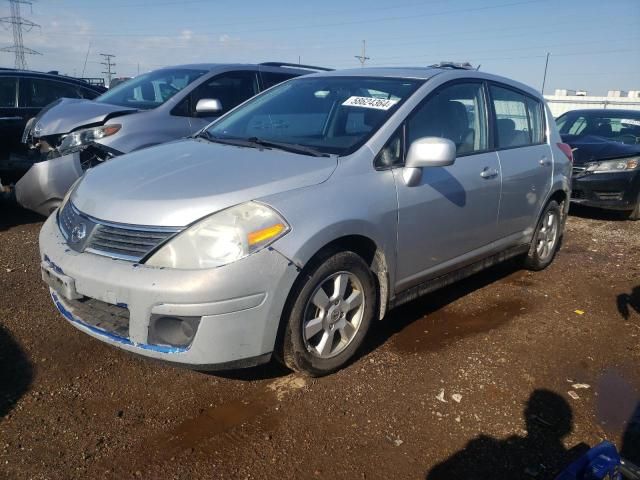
[342,96,399,110]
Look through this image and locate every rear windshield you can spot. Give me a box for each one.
[96,68,206,110]
[557,110,640,145]
[205,76,422,155]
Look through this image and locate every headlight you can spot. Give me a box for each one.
[59,124,121,151]
[145,202,290,269]
[585,156,639,174]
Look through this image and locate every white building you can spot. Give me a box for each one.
[544,89,640,117]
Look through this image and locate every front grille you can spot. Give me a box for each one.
[58,201,181,262]
[62,296,130,338]
[86,224,176,262]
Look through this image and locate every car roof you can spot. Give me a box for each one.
[309,67,445,80]
[156,63,327,74]
[0,68,104,90]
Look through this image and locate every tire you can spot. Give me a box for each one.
[280,251,377,377]
[523,200,562,271]
[628,195,640,220]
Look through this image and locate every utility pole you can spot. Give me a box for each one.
[0,0,41,70]
[541,52,550,95]
[100,53,116,86]
[354,40,370,67]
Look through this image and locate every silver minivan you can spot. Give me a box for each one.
[39,66,572,376]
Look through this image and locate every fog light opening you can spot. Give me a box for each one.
[148,315,201,348]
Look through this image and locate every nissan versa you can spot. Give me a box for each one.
[39,66,572,376]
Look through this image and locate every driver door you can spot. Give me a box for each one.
[391,81,502,291]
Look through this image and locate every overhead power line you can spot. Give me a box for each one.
[0,0,41,69]
[100,53,116,85]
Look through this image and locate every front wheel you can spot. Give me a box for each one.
[627,194,640,220]
[523,200,562,271]
[280,251,377,377]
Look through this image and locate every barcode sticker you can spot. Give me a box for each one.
[342,96,399,110]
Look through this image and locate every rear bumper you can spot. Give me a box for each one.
[571,170,640,211]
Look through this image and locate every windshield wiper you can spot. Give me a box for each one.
[196,131,258,148]
[246,137,330,157]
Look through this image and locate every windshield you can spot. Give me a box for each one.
[96,68,207,110]
[205,76,422,155]
[557,110,640,145]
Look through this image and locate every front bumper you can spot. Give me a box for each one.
[571,170,640,211]
[39,214,300,369]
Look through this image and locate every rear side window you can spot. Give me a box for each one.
[0,77,17,107]
[491,85,544,148]
[20,78,96,108]
[260,71,297,90]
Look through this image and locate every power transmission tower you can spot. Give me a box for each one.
[354,40,370,67]
[100,53,116,85]
[0,0,41,70]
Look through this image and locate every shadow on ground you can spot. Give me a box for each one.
[0,324,33,418]
[622,402,640,465]
[0,202,44,232]
[360,258,523,360]
[617,286,640,321]
[569,204,631,222]
[425,389,589,480]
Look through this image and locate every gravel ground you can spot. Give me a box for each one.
[0,204,639,480]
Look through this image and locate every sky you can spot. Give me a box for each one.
[0,0,638,95]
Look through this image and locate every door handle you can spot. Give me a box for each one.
[539,157,551,166]
[0,116,22,121]
[480,167,498,179]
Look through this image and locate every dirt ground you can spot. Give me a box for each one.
[0,204,639,480]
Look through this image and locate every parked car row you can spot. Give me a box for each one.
[39,64,574,376]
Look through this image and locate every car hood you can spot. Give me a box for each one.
[561,134,640,165]
[33,98,138,137]
[72,139,338,227]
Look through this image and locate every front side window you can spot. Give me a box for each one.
[205,76,422,156]
[96,68,206,110]
[406,82,488,155]
[0,77,17,107]
[260,71,297,90]
[188,71,259,116]
[491,85,543,148]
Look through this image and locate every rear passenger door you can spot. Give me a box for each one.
[489,84,552,238]
[392,81,501,290]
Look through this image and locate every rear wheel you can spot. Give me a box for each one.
[523,200,562,271]
[280,251,376,377]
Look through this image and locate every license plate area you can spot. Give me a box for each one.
[41,262,82,300]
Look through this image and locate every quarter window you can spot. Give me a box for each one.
[406,82,488,155]
[491,85,544,148]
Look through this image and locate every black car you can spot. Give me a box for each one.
[0,69,106,183]
[557,109,640,220]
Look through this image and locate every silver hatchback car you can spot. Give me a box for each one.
[39,66,572,376]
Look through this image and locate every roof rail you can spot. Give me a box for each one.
[429,61,478,71]
[260,62,333,72]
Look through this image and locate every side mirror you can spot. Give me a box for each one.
[403,137,456,186]
[195,98,222,115]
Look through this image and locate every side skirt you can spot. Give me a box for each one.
[388,244,529,310]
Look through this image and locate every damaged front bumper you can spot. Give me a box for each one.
[571,169,640,211]
[15,143,121,216]
[39,214,300,369]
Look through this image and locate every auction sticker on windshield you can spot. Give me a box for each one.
[342,96,399,110]
[621,119,640,127]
